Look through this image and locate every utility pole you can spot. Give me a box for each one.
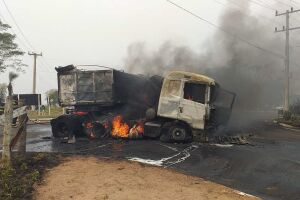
[275,7,300,112]
[28,52,42,94]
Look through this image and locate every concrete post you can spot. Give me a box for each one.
[1,95,13,165]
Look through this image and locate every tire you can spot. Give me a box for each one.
[51,115,83,138]
[51,117,69,138]
[170,126,187,141]
[83,122,109,139]
[159,122,173,143]
[160,122,192,143]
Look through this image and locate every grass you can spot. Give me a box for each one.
[277,114,300,127]
[0,153,61,200]
[27,106,64,120]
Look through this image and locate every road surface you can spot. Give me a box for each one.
[1,112,300,200]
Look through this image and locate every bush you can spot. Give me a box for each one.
[290,99,300,115]
[283,111,292,120]
[0,153,60,200]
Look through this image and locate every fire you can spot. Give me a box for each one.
[103,121,109,129]
[129,121,144,138]
[111,115,130,138]
[111,115,144,138]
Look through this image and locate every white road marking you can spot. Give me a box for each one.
[233,190,257,198]
[127,145,199,167]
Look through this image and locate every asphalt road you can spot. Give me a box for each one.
[1,113,300,200]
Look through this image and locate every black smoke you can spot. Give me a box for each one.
[124,2,300,111]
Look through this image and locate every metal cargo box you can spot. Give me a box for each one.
[57,67,113,106]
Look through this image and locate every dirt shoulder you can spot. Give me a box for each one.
[34,157,259,200]
[0,153,61,200]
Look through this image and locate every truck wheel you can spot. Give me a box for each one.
[159,122,173,142]
[51,115,83,138]
[170,126,187,141]
[160,123,192,143]
[51,120,69,138]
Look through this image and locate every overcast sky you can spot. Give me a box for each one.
[0,0,297,99]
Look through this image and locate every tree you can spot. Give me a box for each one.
[46,89,58,106]
[0,19,25,72]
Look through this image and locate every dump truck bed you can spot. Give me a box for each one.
[57,67,114,106]
[56,65,163,110]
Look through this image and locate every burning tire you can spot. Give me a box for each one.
[160,122,192,143]
[83,122,110,139]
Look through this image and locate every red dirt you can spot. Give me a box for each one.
[34,157,260,200]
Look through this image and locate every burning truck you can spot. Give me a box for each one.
[50,65,235,143]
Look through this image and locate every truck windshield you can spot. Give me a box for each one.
[183,82,206,104]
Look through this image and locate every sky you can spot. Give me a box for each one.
[0,0,299,101]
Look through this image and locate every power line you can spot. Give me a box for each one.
[271,0,295,7]
[247,0,300,25]
[214,0,281,26]
[0,11,30,52]
[0,1,55,73]
[291,0,300,6]
[245,0,277,11]
[1,0,36,51]
[0,2,56,90]
[165,0,284,59]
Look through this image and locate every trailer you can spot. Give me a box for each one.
[51,65,235,143]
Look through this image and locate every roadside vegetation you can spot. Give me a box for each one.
[278,100,300,127]
[0,153,61,200]
[27,106,63,120]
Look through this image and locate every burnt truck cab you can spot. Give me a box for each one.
[158,71,215,130]
[149,71,235,141]
[51,65,235,143]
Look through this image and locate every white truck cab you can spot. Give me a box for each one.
[157,71,216,131]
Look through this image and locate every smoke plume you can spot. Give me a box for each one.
[124,2,300,110]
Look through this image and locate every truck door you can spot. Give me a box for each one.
[157,79,182,120]
[178,82,208,129]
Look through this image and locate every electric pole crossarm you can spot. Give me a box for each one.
[275,28,286,33]
[275,26,300,32]
[276,8,300,16]
[289,27,300,31]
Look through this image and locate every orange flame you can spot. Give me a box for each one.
[132,122,144,133]
[111,115,130,138]
[128,121,144,138]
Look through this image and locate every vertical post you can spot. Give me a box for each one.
[28,52,42,94]
[285,10,290,112]
[275,7,300,112]
[38,94,41,116]
[28,52,42,111]
[15,99,27,156]
[33,54,37,94]
[1,95,13,165]
[48,97,51,116]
